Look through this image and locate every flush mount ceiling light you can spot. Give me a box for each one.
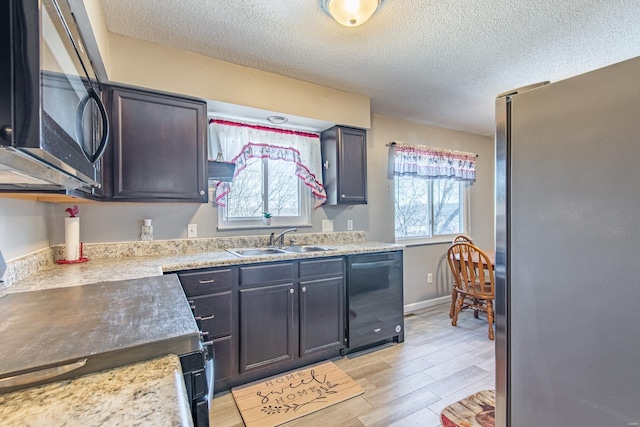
[267,115,288,124]
[323,0,380,27]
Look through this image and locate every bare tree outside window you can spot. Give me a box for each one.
[224,158,302,220]
[226,158,263,218]
[268,160,300,216]
[395,176,463,239]
[433,179,461,235]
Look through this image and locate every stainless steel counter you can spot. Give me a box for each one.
[0,275,200,393]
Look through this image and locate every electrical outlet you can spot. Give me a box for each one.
[322,219,333,233]
[347,220,353,231]
[427,273,433,284]
[187,224,197,238]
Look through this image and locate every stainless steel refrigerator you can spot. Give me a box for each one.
[495,56,640,427]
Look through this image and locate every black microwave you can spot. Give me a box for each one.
[0,0,109,192]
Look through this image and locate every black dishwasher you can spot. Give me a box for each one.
[344,251,404,353]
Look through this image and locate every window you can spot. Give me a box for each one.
[210,118,326,230]
[219,156,312,228]
[391,141,475,243]
[394,176,467,242]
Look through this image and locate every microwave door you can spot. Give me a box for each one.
[41,0,108,167]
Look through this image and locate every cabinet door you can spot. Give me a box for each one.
[108,86,207,202]
[239,283,295,374]
[338,127,367,204]
[299,277,345,357]
[321,126,367,205]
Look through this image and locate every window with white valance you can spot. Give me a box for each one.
[392,142,477,242]
[209,118,326,228]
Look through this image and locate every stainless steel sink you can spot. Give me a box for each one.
[279,245,335,253]
[226,247,288,257]
[226,245,335,257]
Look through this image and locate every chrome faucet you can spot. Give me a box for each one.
[268,228,297,246]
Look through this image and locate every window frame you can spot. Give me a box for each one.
[217,157,313,230]
[394,177,470,246]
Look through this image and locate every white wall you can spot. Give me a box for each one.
[0,199,52,261]
[106,34,371,130]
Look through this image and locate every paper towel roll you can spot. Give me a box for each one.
[65,217,80,261]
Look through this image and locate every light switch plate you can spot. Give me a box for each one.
[187,224,198,238]
[347,220,353,231]
[322,219,334,233]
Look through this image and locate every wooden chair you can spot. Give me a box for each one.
[448,235,474,318]
[447,242,495,340]
[452,234,474,244]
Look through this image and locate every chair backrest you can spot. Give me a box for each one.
[452,234,474,244]
[447,242,495,298]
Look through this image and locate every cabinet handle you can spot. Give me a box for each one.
[198,279,215,284]
[341,194,346,198]
[289,288,294,294]
[199,190,205,195]
[302,286,307,292]
[197,314,215,321]
[323,161,330,169]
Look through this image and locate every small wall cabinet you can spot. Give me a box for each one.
[320,125,367,205]
[104,85,208,202]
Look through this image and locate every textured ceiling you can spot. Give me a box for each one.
[100,0,640,136]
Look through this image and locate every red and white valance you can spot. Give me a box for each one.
[209,118,327,208]
[393,142,477,182]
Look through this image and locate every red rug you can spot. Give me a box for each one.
[440,389,495,427]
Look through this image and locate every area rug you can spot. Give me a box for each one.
[231,361,364,427]
[440,389,495,427]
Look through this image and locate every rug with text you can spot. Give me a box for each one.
[231,361,364,427]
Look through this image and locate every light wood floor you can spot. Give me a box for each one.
[211,303,495,427]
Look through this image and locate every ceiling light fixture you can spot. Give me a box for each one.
[323,0,380,27]
[267,116,288,124]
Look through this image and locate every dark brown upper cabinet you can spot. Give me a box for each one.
[320,125,367,205]
[104,85,208,202]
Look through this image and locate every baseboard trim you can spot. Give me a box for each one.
[404,296,451,314]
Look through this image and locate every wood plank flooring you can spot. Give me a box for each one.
[210,303,495,427]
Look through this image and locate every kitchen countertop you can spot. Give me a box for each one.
[0,234,402,425]
[0,275,200,388]
[0,355,193,427]
[5,240,403,293]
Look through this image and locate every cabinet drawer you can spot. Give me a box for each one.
[239,263,294,286]
[179,269,232,296]
[299,257,344,279]
[191,292,231,339]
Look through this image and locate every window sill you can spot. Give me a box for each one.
[217,223,313,231]
[395,237,455,247]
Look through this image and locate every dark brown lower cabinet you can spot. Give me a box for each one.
[174,256,346,392]
[239,283,295,374]
[299,277,344,357]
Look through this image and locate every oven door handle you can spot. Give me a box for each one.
[204,354,214,404]
[0,358,87,389]
[350,260,398,269]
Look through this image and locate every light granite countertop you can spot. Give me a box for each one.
[0,355,193,427]
[6,240,403,293]
[0,232,402,426]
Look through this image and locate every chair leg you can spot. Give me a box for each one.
[451,295,464,326]
[486,299,495,340]
[449,288,458,318]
